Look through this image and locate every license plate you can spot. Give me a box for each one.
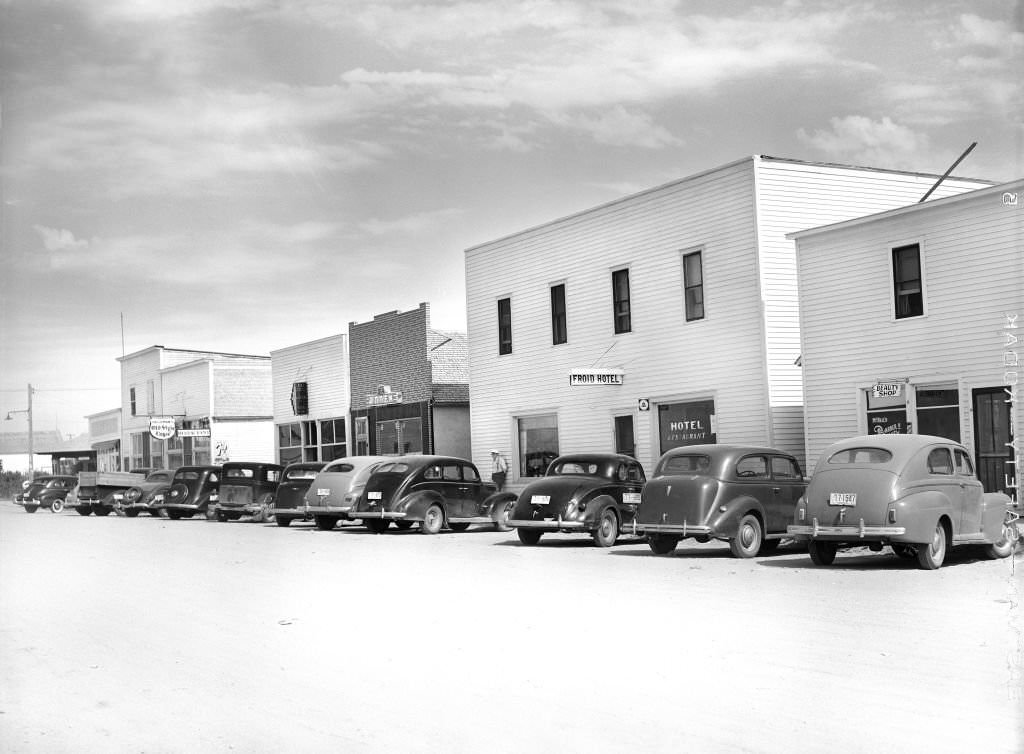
[368,491,382,500]
[622,492,641,505]
[317,488,331,496]
[531,495,550,505]
[829,493,857,506]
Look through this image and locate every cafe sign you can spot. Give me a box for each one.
[569,369,624,386]
[149,416,177,440]
[871,382,904,399]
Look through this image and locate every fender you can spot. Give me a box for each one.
[708,496,764,539]
[890,491,954,543]
[484,492,518,522]
[397,490,447,521]
[581,494,619,530]
[980,492,1015,543]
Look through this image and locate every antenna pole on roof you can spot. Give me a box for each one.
[918,142,977,203]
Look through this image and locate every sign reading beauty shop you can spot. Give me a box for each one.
[568,369,624,386]
[149,416,177,440]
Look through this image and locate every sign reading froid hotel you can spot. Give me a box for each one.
[569,369,624,386]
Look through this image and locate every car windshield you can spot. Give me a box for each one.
[377,462,411,474]
[179,471,200,481]
[285,468,319,481]
[828,448,893,464]
[225,468,255,479]
[551,461,600,476]
[659,454,712,475]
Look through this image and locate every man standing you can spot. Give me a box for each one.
[490,450,509,491]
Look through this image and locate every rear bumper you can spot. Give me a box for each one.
[629,521,713,536]
[788,519,906,540]
[508,517,587,531]
[271,507,310,519]
[216,503,264,516]
[352,510,407,521]
[302,505,354,517]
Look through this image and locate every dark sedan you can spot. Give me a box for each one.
[349,455,513,534]
[506,453,646,547]
[636,445,806,558]
[162,466,221,520]
[270,462,326,527]
[15,475,77,513]
[121,469,177,517]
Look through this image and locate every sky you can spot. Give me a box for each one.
[1,0,1022,438]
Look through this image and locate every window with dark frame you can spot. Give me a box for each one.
[550,284,567,345]
[497,297,512,355]
[612,268,631,334]
[892,243,923,319]
[683,251,704,321]
[129,387,137,417]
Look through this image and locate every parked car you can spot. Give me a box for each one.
[214,462,283,522]
[506,453,646,547]
[162,466,221,520]
[299,456,391,530]
[270,462,326,527]
[788,434,1017,569]
[66,470,149,516]
[15,475,76,513]
[349,455,514,534]
[636,445,806,558]
[121,469,177,517]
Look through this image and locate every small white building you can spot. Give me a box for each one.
[86,408,121,471]
[465,155,991,487]
[270,334,351,465]
[118,346,274,469]
[792,178,1023,494]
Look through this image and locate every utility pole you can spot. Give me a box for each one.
[27,383,33,479]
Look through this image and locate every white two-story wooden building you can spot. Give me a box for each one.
[792,178,1023,494]
[464,155,990,486]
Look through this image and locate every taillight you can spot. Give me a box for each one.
[887,507,897,524]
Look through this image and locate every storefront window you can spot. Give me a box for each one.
[866,389,907,435]
[915,386,960,442]
[303,420,319,462]
[376,418,422,455]
[354,417,369,455]
[518,414,559,477]
[129,432,150,471]
[278,421,302,465]
[658,400,716,454]
[320,418,347,462]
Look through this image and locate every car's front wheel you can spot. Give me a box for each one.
[494,501,513,532]
[124,509,140,518]
[314,516,336,531]
[517,528,542,546]
[592,508,619,547]
[916,521,948,570]
[394,520,413,530]
[892,544,916,559]
[24,504,38,513]
[448,522,470,532]
[366,518,390,534]
[647,534,679,555]
[167,510,184,520]
[75,507,92,516]
[420,505,444,535]
[276,516,292,527]
[808,540,838,565]
[50,499,65,513]
[729,514,763,558]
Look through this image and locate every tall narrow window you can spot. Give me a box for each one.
[683,251,704,321]
[612,269,631,334]
[550,284,567,345]
[129,387,137,417]
[892,244,923,319]
[497,297,512,355]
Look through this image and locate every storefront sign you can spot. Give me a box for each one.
[872,382,904,398]
[869,411,907,434]
[177,428,211,438]
[658,400,717,452]
[569,369,624,386]
[367,391,403,407]
[149,416,177,440]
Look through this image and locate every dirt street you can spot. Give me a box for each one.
[1,502,1021,753]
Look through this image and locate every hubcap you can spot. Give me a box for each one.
[741,524,756,549]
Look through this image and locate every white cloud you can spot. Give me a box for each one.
[797,116,932,170]
[359,208,465,236]
[551,106,682,148]
[33,226,89,253]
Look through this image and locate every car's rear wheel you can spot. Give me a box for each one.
[24,504,38,513]
[892,544,916,559]
[366,518,390,534]
[448,522,470,532]
[808,540,838,565]
[50,499,65,513]
[647,534,679,555]
[94,508,111,517]
[216,511,229,523]
[276,516,292,527]
[394,520,413,530]
[729,514,763,558]
[983,522,1017,560]
[592,508,619,547]
[517,528,542,546]
[314,516,336,531]
[75,507,92,516]
[421,505,444,535]
[124,509,140,518]
[758,538,780,555]
[494,501,513,532]
[167,510,183,520]
[916,521,948,570]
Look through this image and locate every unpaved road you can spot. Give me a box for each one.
[1,502,1021,753]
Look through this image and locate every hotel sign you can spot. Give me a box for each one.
[569,369,624,386]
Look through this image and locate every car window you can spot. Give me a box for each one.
[266,470,281,483]
[463,465,481,483]
[285,468,319,481]
[226,468,255,479]
[180,471,199,481]
[377,462,410,474]
[954,449,975,476]
[627,463,645,482]
[926,448,954,475]
[828,448,893,464]
[659,455,712,475]
[736,456,769,479]
[442,465,461,481]
[771,456,802,480]
[325,462,355,473]
[423,465,443,480]
[553,461,598,475]
[209,472,219,483]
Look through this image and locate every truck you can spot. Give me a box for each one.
[66,470,148,516]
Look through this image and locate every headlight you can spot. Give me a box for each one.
[152,493,164,503]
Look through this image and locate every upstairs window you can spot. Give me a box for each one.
[129,387,137,417]
[550,283,567,345]
[683,250,704,321]
[892,243,923,319]
[497,297,512,355]
[612,268,631,334]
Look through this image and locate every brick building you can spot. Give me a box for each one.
[348,303,471,458]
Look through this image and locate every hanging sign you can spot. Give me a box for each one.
[149,416,177,440]
[871,382,904,399]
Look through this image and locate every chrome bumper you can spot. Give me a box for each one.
[508,517,586,531]
[301,505,353,516]
[270,508,309,518]
[624,519,713,537]
[788,518,906,539]
[351,510,407,520]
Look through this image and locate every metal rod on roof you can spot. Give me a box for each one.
[918,142,977,203]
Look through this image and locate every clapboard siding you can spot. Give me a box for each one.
[796,180,1023,470]
[161,361,213,418]
[270,334,350,422]
[212,419,275,463]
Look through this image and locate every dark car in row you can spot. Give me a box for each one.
[14,475,77,513]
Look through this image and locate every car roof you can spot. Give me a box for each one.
[222,461,284,470]
[283,462,326,472]
[552,453,641,465]
[659,444,794,461]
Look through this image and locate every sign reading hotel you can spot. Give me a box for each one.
[871,382,904,399]
[149,416,177,440]
[569,369,624,386]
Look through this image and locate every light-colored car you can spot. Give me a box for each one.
[788,434,1017,569]
[302,456,391,530]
